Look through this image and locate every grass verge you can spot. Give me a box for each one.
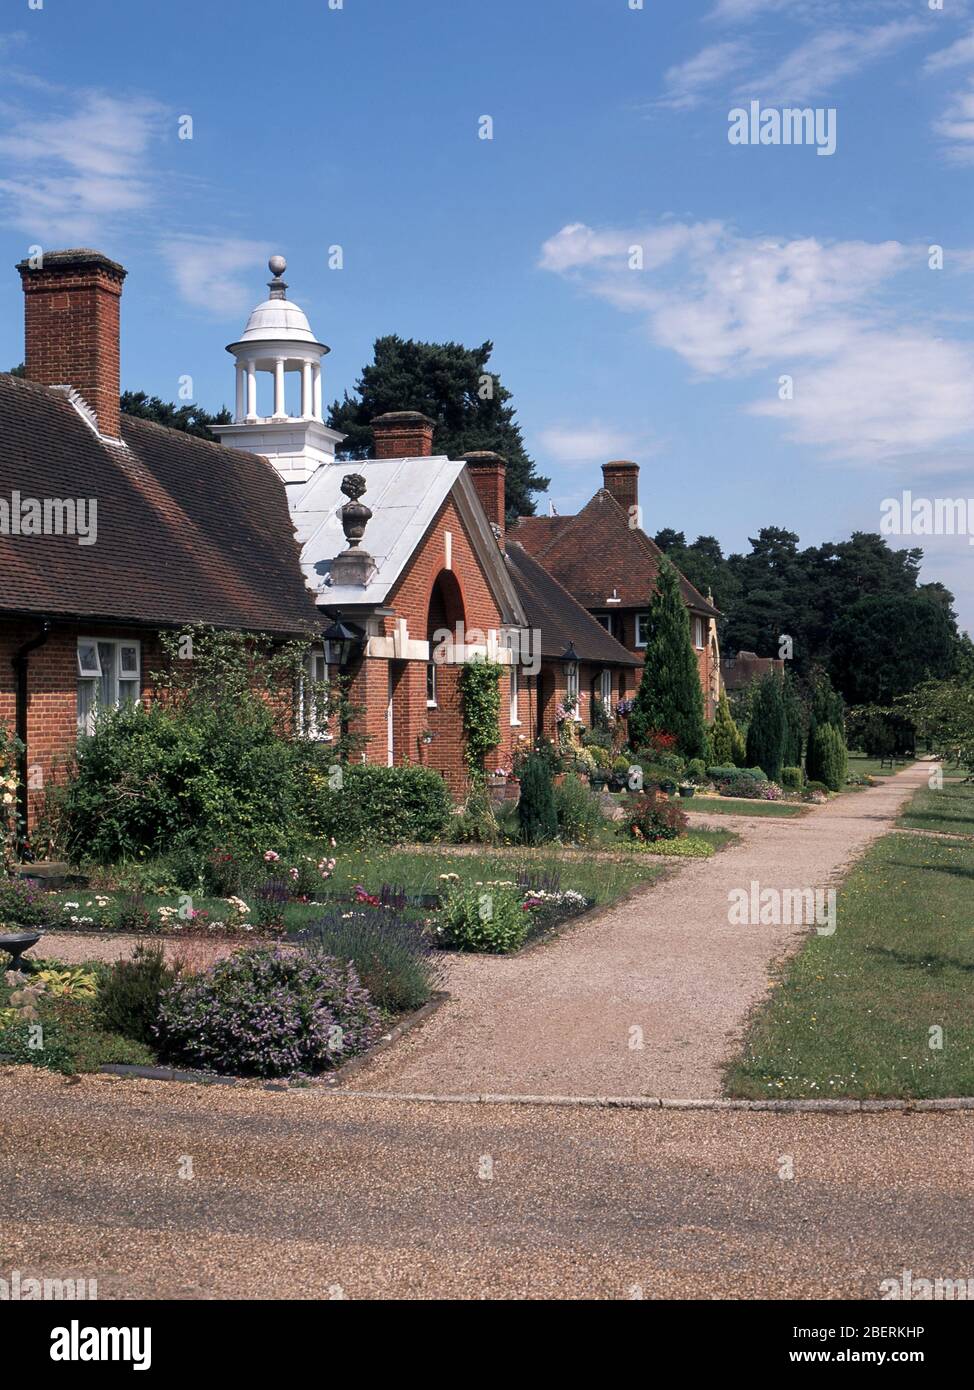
[725,821,974,1099]
[897,779,974,837]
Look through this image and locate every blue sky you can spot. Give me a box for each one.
[2,0,974,628]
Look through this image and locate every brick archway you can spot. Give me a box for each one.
[425,570,467,789]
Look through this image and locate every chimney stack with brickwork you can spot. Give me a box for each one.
[372,410,434,459]
[462,450,506,546]
[601,459,639,520]
[18,249,126,439]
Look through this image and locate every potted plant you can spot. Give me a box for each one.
[677,781,696,798]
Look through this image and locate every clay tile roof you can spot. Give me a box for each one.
[505,540,639,665]
[512,489,719,618]
[0,373,320,635]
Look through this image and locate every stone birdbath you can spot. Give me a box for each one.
[0,931,42,975]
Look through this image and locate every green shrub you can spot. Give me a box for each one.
[96,944,177,1046]
[612,755,631,775]
[806,723,848,792]
[448,785,500,845]
[60,700,296,864]
[517,753,558,845]
[686,758,707,783]
[781,765,804,790]
[805,780,829,795]
[438,883,529,954]
[0,877,55,929]
[302,762,451,844]
[554,773,605,843]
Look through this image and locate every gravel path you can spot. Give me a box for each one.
[356,764,929,1099]
[1,1070,971,1299]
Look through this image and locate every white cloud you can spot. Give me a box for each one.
[923,28,974,75]
[934,79,974,162]
[158,235,273,317]
[537,423,648,467]
[540,219,974,462]
[0,91,166,241]
[708,0,789,20]
[742,20,921,103]
[658,42,750,111]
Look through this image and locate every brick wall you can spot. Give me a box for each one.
[0,620,162,836]
[344,492,528,794]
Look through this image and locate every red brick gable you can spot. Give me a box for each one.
[513,489,718,617]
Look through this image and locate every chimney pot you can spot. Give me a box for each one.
[372,410,435,458]
[17,248,126,439]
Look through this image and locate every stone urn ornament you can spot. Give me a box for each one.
[339,473,372,548]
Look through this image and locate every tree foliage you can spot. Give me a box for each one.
[120,390,232,439]
[745,673,788,783]
[629,558,708,760]
[328,335,548,520]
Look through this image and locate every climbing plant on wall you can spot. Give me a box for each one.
[458,658,503,782]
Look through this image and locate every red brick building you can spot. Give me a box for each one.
[0,251,319,838]
[511,465,723,719]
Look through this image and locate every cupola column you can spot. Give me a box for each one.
[235,362,245,422]
[273,356,286,419]
[313,362,322,419]
[246,361,257,421]
[301,360,313,419]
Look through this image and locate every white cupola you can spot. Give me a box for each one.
[213,256,344,486]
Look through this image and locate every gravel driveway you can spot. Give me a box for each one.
[2,1070,971,1300]
[355,765,928,1099]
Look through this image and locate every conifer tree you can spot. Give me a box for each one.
[745,672,788,782]
[628,559,707,760]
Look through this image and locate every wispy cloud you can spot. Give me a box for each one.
[0,90,167,242]
[743,20,921,103]
[923,27,974,76]
[657,42,749,111]
[707,0,790,20]
[934,79,974,163]
[540,219,974,463]
[157,235,273,317]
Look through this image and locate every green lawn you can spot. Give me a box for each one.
[897,779,974,837]
[846,753,907,780]
[684,795,806,818]
[725,816,974,1099]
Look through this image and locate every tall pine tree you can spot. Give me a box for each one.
[628,558,707,760]
[328,335,548,520]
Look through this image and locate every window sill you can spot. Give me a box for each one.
[426,700,438,709]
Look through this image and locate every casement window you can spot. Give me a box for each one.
[426,662,437,708]
[300,647,331,739]
[595,612,617,639]
[635,613,650,648]
[77,638,141,734]
[509,664,520,725]
[694,616,704,649]
[599,668,613,705]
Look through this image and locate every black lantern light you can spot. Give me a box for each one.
[560,641,579,674]
[322,612,364,668]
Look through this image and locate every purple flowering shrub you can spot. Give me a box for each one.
[155,947,381,1077]
[0,876,55,929]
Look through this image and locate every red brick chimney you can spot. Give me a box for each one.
[372,410,434,459]
[602,459,639,517]
[17,248,127,439]
[462,451,506,545]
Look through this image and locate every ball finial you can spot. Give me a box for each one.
[268,254,287,277]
